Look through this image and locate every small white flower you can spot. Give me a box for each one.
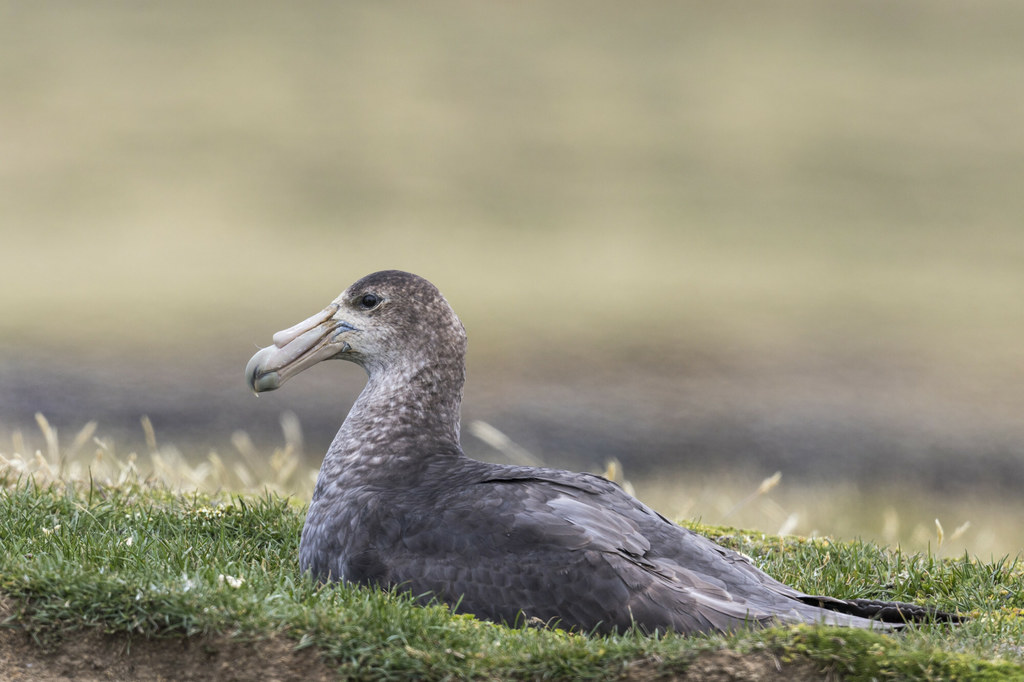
[125,536,134,547]
[218,574,245,589]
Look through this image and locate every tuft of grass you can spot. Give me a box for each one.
[1,413,314,496]
[1,477,1022,680]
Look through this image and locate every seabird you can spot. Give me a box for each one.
[245,270,955,634]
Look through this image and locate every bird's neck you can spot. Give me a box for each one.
[357,356,465,445]
[317,355,465,492]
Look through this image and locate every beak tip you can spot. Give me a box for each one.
[245,346,282,394]
[252,371,282,393]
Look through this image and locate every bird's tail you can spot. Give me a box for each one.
[804,596,966,625]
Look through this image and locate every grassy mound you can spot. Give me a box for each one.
[1,479,1022,680]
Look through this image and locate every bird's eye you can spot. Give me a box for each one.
[358,293,381,310]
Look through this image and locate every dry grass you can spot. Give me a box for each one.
[1,413,312,497]
[4,414,1021,559]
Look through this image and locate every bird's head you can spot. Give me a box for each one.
[245,270,466,393]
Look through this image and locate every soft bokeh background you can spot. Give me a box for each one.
[2,2,1022,555]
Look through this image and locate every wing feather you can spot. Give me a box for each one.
[346,465,889,634]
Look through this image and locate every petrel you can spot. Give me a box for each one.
[246,270,955,634]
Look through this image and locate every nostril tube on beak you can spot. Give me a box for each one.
[273,304,339,348]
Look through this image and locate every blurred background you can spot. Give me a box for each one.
[2,1,1022,556]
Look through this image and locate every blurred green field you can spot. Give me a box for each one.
[1,2,1023,556]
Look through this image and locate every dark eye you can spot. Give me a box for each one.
[358,293,381,310]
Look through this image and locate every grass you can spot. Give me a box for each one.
[6,414,1023,558]
[2,454,1024,679]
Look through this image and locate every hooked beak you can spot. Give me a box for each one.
[245,303,359,394]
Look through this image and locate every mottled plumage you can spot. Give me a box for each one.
[245,270,955,634]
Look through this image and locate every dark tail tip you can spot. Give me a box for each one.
[813,597,967,624]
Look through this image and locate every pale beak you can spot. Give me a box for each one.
[245,303,358,393]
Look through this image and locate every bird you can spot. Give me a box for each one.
[245,270,957,635]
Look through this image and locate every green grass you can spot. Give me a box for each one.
[2,477,1022,680]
